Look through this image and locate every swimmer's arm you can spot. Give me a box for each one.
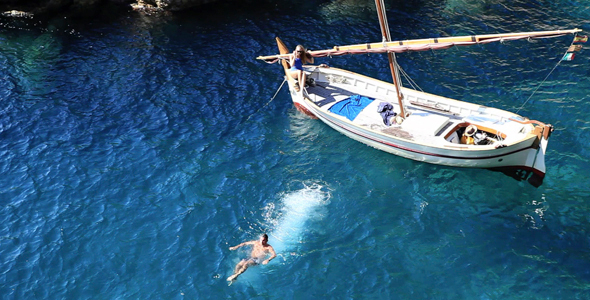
[229,240,255,251]
[262,247,277,265]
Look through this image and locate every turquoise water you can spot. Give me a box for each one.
[1,0,590,298]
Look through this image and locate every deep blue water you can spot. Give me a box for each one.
[1,0,590,298]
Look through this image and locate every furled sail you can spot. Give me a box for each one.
[257,29,582,62]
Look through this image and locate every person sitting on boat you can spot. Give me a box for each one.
[461,125,477,145]
[289,45,314,92]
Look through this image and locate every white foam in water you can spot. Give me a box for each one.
[263,183,330,256]
[228,183,329,284]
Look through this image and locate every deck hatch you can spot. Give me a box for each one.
[435,122,454,136]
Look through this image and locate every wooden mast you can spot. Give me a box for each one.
[375,0,406,118]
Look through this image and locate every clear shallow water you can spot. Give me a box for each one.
[1,0,589,298]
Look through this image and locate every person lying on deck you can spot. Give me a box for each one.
[289,45,314,92]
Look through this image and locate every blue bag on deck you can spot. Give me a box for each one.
[328,95,374,121]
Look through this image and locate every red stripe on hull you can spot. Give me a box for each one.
[323,112,534,161]
[294,102,318,119]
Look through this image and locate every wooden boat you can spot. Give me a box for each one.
[257,0,582,186]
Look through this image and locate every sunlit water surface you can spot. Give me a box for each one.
[1,0,590,298]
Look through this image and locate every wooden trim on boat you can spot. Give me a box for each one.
[443,122,508,140]
[510,118,553,140]
[543,125,553,140]
[276,37,298,92]
[276,37,291,70]
[509,118,545,127]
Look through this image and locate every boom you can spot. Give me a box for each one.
[257,29,582,62]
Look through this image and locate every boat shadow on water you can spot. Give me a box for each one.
[488,167,545,187]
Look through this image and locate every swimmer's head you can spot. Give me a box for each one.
[261,234,269,244]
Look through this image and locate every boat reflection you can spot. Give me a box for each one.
[489,167,545,187]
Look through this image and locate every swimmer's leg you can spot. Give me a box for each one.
[228,260,245,281]
[233,259,246,274]
[227,260,254,282]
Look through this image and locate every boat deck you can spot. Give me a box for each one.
[305,82,463,145]
[306,82,352,108]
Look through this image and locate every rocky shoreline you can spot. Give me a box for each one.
[0,0,221,17]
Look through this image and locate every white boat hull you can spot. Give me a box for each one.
[286,66,551,185]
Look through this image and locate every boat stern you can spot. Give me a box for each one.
[529,124,553,181]
[488,122,552,187]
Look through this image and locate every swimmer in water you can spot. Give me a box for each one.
[227,234,276,282]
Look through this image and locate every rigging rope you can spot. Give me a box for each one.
[378,0,391,41]
[515,34,579,114]
[398,65,423,92]
[244,78,287,122]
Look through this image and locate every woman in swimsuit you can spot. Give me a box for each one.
[289,45,314,92]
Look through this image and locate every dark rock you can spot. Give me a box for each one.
[2,10,35,18]
[130,0,221,11]
[0,0,221,17]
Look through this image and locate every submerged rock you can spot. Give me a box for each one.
[131,0,220,11]
[130,0,164,12]
[2,10,34,18]
[0,0,221,16]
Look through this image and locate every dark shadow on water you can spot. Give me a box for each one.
[488,167,544,187]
